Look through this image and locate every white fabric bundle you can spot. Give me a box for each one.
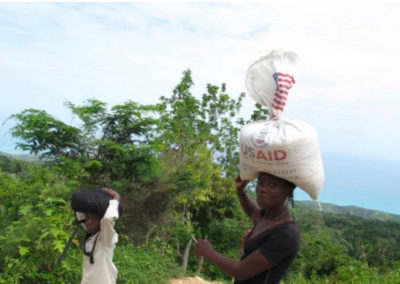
[240,50,324,200]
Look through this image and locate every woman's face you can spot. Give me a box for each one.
[256,172,289,208]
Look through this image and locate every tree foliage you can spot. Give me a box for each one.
[10,99,163,188]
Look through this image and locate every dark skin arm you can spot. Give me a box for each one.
[235,175,262,223]
[194,239,272,281]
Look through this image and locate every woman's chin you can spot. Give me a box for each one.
[257,199,269,208]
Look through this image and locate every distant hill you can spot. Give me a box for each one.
[296,200,400,223]
[0,151,41,162]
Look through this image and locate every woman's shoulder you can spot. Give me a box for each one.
[277,220,300,233]
[253,220,299,239]
[267,220,300,242]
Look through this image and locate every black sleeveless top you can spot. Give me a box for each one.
[234,214,300,284]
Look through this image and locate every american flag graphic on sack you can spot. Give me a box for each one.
[272,72,295,117]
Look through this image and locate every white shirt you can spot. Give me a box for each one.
[81,199,119,284]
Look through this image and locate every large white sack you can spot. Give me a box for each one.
[239,119,324,200]
[240,50,324,200]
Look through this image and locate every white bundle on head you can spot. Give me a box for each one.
[240,50,324,200]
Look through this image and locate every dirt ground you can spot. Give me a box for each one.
[169,276,226,284]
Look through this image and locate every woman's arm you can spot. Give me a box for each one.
[235,175,261,223]
[194,239,272,281]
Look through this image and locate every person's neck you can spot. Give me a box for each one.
[264,204,290,221]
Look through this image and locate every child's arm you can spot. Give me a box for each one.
[100,188,120,246]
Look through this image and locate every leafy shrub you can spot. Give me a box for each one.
[0,167,80,283]
[115,244,182,284]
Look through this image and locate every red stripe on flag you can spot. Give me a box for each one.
[273,98,286,106]
[278,78,293,85]
[274,92,287,100]
[277,73,295,84]
[278,90,288,95]
[279,84,292,90]
[272,104,284,111]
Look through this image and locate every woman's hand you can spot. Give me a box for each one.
[194,239,214,258]
[235,175,249,192]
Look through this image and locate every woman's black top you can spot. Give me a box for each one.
[234,215,300,284]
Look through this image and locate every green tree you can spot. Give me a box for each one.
[158,69,246,177]
[9,99,163,188]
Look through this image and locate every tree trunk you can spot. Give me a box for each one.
[145,225,156,246]
[195,235,206,275]
[195,255,204,275]
[181,238,192,272]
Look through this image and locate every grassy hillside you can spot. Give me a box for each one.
[296,200,400,223]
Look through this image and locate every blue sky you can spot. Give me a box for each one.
[1,2,399,214]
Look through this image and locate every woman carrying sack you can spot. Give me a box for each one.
[194,173,300,283]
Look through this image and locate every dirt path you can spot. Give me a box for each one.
[169,276,225,284]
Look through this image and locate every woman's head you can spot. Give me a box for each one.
[256,172,296,208]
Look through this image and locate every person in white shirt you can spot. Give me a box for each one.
[80,188,120,284]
